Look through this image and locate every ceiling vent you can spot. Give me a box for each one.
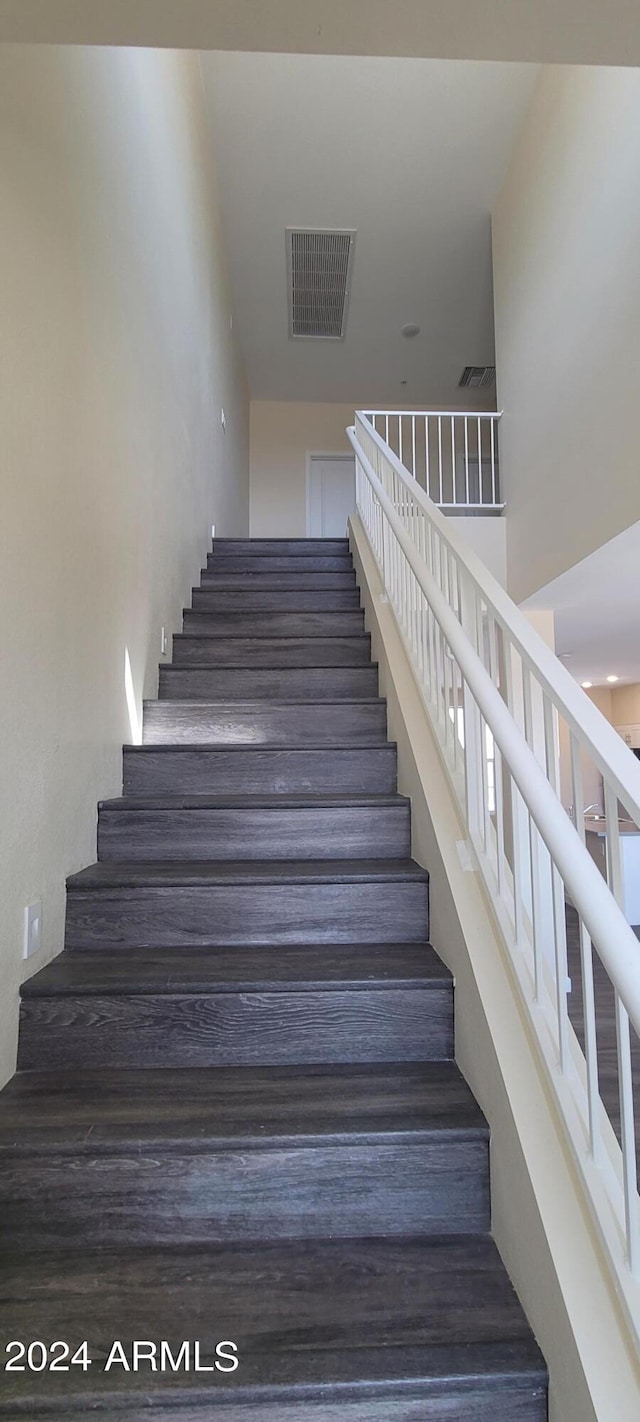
[459,365,496,390]
[287,228,356,340]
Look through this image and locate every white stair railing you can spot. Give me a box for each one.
[349,410,640,1343]
[361,409,503,511]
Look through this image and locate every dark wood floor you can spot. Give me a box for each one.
[0,535,547,1420]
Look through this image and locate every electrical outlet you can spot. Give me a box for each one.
[161,627,168,656]
[24,901,42,960]
[211,523,216,540]
[220,408,226,433]
[229,315,233,331]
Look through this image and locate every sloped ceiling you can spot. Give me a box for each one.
[1,0,640,66]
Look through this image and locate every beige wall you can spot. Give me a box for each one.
[250,402,355,537]
[493,66,640,602]
[0,44,249,1085]
[586,687,614,724]
[609,683,640,726]
[250,399,500,542]
[558,684,640,818]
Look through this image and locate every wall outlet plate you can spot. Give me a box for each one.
[160,627,168,656]
[211,524,216,540]
[220,408,226,433]
[24,901,42,960]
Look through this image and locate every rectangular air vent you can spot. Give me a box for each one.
[459,365,496,389]
[287,229,356,340]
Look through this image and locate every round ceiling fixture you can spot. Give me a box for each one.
[581,681,593,689]
[401,323,421,339]
[606,675,619,683]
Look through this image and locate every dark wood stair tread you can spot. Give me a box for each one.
[22,944,448,995]
[67,857,429,889]
[214,538,350,549]
[124,740,396,753]
[184,610,363,627]
[144,696,386,707]
[162,659,377,669]
[200,571,357,586]
[0,1237,546,1412]
[0,1062,485,1153]
[100,793,408,810]
[2,531,545,1413]
[176,630,367,640]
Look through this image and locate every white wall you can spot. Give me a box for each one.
[0,44,249,1085]
[448,516,506,587]
[493,66,640,602]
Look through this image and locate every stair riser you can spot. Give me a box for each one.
[159,668,378,702]
[183,611,364,637]
[97,807,411,862]
[65,882,429,947]
[142,702,387,746]
[0,1139,487,1249]
[123,747,398,796]
[192,589,361,612]
[213,539,350,556]
[18,985,449,1069]
[173,635,370,667]
[201,570,357,589]
[207,555,354,572]
[0,1384,548,1421]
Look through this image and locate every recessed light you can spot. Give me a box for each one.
[581,681,593,689]
[606,675,619,683]
[401,323,421,339]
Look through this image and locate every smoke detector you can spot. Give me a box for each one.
[287,228,356,340]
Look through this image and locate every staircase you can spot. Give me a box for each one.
[0,536,547,1419]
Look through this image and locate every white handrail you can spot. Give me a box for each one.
[349,409,640,1338]
[347,425,640,1033]
[362,408,505,418]
[360,409,504,510]
[360,418,640,825]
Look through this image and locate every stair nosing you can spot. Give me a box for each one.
[0,1123,488,1159]
[123,741,398,753]
[22,976,440,997]
[66,857,429,889]
[22,944,448,996]
[160,663,379,671]
[174,637,369,642]
[99,793,408,810]
[143,697,387,707]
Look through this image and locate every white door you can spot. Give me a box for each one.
[307,455,356,537]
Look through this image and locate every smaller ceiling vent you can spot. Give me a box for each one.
[459,365,496,390]
[287,228,356,340]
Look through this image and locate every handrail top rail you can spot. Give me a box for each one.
[351,415,640,827]
[348,423,640,1040]
[360,408,503,419]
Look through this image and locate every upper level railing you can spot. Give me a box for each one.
[349,410,640,1345]
[361,410,503,511]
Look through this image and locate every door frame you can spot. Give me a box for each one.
[305,451,357,537]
